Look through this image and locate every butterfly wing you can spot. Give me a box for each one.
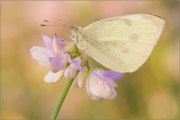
[82,14,165,73]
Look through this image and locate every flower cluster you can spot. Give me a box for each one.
[30,33,124,100]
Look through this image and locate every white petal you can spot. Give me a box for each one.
[78,72,85,88]
[86,79,103,101]
[88,73,111,98]
[39,61,48,67]
[71,72,85,88]
[90,95,103,101]
[71,75,79,88]
[44,70,63,83]
[30,46,54,62]
[105,86,117,99]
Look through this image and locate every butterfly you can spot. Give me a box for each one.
[68,14,165,73]
[43,14,165,73]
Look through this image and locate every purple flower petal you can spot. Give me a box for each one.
[66,54,73,63]
[86,69,119,100]
[73,57,86,72]
[93,70,117,87]
[64,64,78,78]
[42,33,55,54]
[67,56,85,72]
[64,56,85,78]
[73,57,81,63]
[53,34,69,55]
[104,70,124,80]
[49,55,67,70]
[76,64,86,72]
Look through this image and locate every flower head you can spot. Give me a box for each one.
[30,32,124,102]
[86,69,123,101]
[64,55,86,78]
[30,33,72,83]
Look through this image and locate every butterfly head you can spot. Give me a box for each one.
[70,26,87,51]
[70,26,82,42]
[70,26,82,34]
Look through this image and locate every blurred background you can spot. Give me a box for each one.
[1,1,179,119]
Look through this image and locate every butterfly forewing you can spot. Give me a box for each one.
[81,14,165,73]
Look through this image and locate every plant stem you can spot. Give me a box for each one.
[51,78,75,120]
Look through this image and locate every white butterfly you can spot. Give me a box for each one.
[69,14,165,73]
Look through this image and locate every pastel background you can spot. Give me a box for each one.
[1,1,179,119]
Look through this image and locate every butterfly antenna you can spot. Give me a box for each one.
[43,20,72,27]
[40,24,69,27]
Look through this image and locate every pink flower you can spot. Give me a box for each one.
[44,70,64,83]
[71,71,86,88]
[86,69,124,101]
[53,34,73,55]
[30,33,70,83]
[64,55,86,79]
[31,32,126,102]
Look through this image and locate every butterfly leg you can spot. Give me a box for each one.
[63,36,70,41]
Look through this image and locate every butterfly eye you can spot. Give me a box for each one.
[70,26,78,32]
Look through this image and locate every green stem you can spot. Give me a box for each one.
[51,78,75,120]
